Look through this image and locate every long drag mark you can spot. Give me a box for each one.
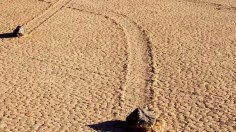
[27,0,156,118]
[64,6,156,117]
[23,0,73,34]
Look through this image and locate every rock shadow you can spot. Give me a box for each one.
[0,26,22,38]
[88,120,134,132]
[0,32,16,38]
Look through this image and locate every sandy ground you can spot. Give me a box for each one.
[0,0,236,131]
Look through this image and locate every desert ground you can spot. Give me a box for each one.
[0,0,235,131]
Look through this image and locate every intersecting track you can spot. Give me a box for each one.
[184,0,236,10]
[26,0,156,118]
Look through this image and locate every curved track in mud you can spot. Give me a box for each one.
[25,0,156,118]
[65,6,156,118]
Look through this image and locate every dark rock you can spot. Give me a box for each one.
[126,108,156,131]
[13,26,24,37]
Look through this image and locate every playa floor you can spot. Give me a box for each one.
[0,0,235,131]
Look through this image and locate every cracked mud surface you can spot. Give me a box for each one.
[1,0,236,131]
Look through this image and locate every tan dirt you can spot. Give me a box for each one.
[0,0,236,131]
